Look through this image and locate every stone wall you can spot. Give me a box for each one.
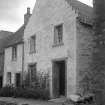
[0,53,4,76]
[24,0,78,98]
[3,44,23,86]
[93,0,105,104]
[76,20,94,95]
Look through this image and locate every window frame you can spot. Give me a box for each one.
[53,24,64,46]
[30,35,36,54]
[12,45,17,61]
[28,63,37,86]
[7,72,11,85]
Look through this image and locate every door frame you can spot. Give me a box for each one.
[52,57,67,98]
[15,72,21,87]
[28,63,37,87]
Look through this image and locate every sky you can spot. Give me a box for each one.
[0,0,92,32]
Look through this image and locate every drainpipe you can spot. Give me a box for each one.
[21,7,31,87]
[21,41,24,88]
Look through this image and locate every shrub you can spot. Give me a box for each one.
[0,72,50,100]
[0,85,14,97]
[14,87,50,100]
[39,88,50,100]
[22,88,40,99]
[13,87,25,98]
[0,86,50,100]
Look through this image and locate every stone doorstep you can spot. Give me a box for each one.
[49,97,67,103]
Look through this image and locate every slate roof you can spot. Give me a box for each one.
[66,0,93,25]
[0,32,13,54]
[0,31,12,39]
[5,25,25,48]
[0,25,25,53]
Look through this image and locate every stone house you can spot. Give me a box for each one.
[3,26,24,87]
[0,31,12,88]
[3,8,31,87]
[24,0,94,99]
[0,31,12,39]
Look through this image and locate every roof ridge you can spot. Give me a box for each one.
[65,0,93,25]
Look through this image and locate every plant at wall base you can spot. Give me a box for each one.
[0,71,50,100]
[0,86,49,100]
[36,71,49,89]
[0,85,14,97]
[24,71,49,89]
[15,71,50,100]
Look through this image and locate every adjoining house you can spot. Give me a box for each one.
[0,31,13,88]
[3,8,31,87]
[3,26,24,87]
[0,31,12,39]
[24,0,94,98]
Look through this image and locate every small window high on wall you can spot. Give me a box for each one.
[12,46,17,61]
[54,24,63,45]
[30,35,36,53]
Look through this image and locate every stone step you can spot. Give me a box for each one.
[49,97,67,103]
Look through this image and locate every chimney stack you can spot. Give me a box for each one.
[24,7,31,26]
[27,7,30,14]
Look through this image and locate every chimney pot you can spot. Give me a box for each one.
[27,7,30,14]
[24,7,31,26]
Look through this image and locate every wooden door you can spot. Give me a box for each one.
[16,73,21,87]
[53,62,60,98]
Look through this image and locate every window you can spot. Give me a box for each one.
[15,73,21,87]
[28,63,37,86]
[54,24,63,45]
[12,46,17,61]
[7,72,11,85]
[30,35,36,53]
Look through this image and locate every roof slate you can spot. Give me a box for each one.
[0,31,12,39]
[5,25,25,48]
[66,0,93,25]
[0,25,25,53]
[0,32,13,53]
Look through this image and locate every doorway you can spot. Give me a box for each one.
[0,76,2,88]
[15,73,21,87]
[53,60,66,98]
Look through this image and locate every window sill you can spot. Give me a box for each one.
[52,42,64,47]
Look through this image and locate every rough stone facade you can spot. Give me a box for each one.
[3,8,31,87]
[24,0,93,99]
[0,53,4,87]
[0,31,13,88]
[0,53,4,77]
[24,0,78,98]
[92,0,105,104]
[76,20,94,95]
[3,44,23,86]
